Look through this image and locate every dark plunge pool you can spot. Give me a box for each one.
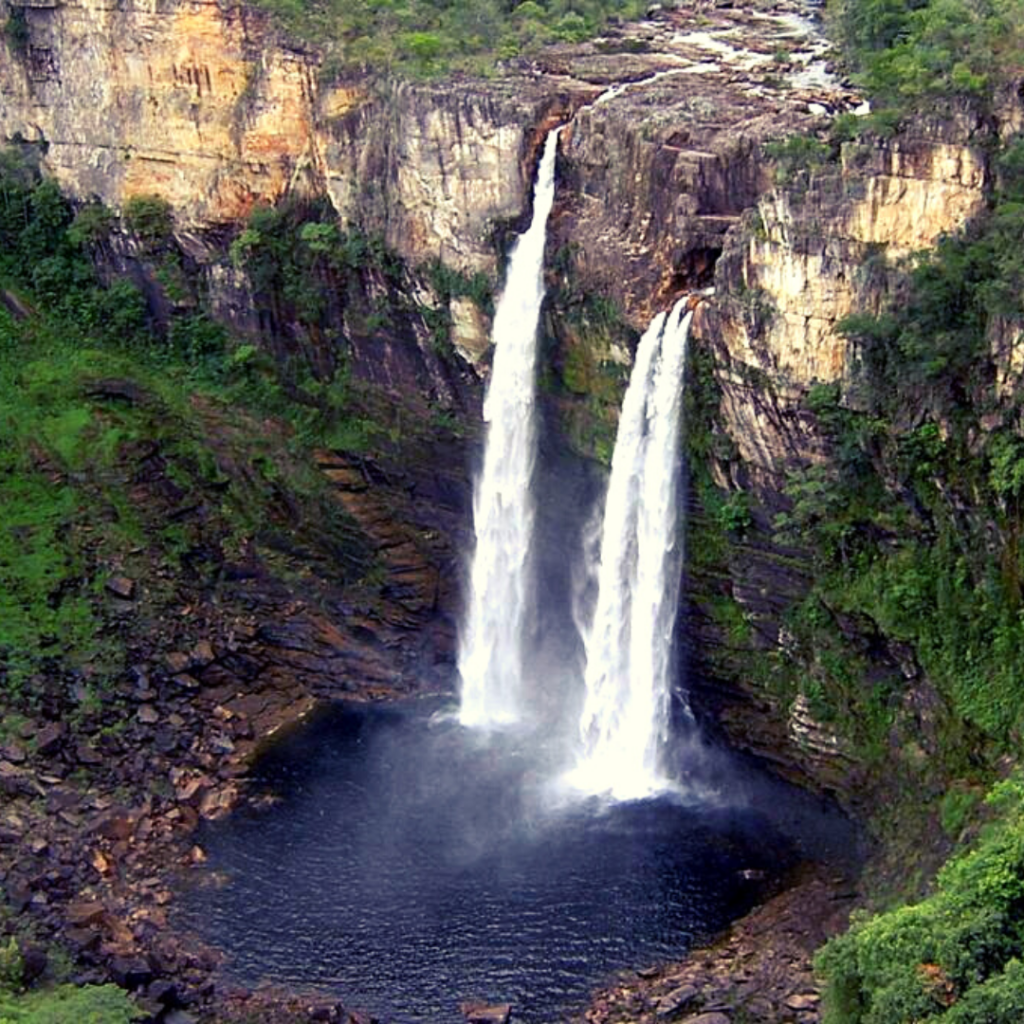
[177,702,857,1023]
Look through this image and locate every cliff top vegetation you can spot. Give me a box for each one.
[255,0,647,76]
[828,0,1024,114]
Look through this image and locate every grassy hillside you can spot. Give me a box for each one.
[0,149,420,710]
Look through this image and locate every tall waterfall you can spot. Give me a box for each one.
[457,128,562,728]
[570,299,694,798]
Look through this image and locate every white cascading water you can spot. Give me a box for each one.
[569,299,694,798]
[569,310,667,750]
[457,128,562,728]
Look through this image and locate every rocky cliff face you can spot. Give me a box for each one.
[1,0,1007,797]
[707,133,987,396]
[0,0,575,276]
[321,80,579,275]
[695,125,988,493]
[2,0,318,221]
[680,115,995,796]
[548,3,854,319]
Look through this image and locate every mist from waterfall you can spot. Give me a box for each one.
[457,128,562,728]
[569,299,694,799]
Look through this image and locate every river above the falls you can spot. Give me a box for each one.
[176,701,859,1023]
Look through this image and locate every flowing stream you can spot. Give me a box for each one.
[569,300,694,798]
[457,128,562,728]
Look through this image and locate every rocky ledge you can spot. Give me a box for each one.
[547,0,862,320]
[0,596,414,1022]
[580,865,857,1024]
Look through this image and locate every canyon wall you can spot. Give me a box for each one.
[683,120,992,795]
[0,0,570,275]
[0,0,1009,795]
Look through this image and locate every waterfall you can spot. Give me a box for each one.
[569,299,694,798]
[457,128,562,728]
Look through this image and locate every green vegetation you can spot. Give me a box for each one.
[734,0,1024,1012]
[419,257,495,357]
[0,984,140,1023]
[0,151,427,698]
[122,194,173,244]
[0,154,150,350]
[819,777,1024,1023]
[774,139,1024,746]
[0,305,379,694]
[230,197,398,329]
[746,125,1024,1019]
[253,0,646,76]
[0,942,139,1024]
[546,277,635,465]
[2,6,29,55]
[424,258,494,317]
[691,142,1024,996]
[229,197,476,374]
[713,490,753,537]
[827,0,1024,116]
[940,784,983,839]
[764,133,833,184]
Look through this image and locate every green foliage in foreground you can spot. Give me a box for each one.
[818,777,1024,1023]
[257,0,646,76]
[0,984,140,1024]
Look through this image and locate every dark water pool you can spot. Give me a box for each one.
[177,703,857,1023]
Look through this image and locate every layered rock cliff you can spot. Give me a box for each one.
[0,0,578,274]
[707,130,986,399]
[680,112,1006,796]
[1,0,1006,799]
[2,0,319,221]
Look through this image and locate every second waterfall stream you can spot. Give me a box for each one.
[570,299,694,799]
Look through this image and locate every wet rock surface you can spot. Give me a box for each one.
[461,1001,513,1024]
[580,867,857,1024]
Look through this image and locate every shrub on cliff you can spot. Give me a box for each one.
[818,778,1024,1023]
[230,198,389,328]
[2,7,29,55]
[0,148,153,349]
[828,0,1024,111]
[123,194,173,245]
[763,133,832,184]
[0,983,140,1023]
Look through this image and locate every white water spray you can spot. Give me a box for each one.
[569,299,694,798]
[457,128,562,728]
